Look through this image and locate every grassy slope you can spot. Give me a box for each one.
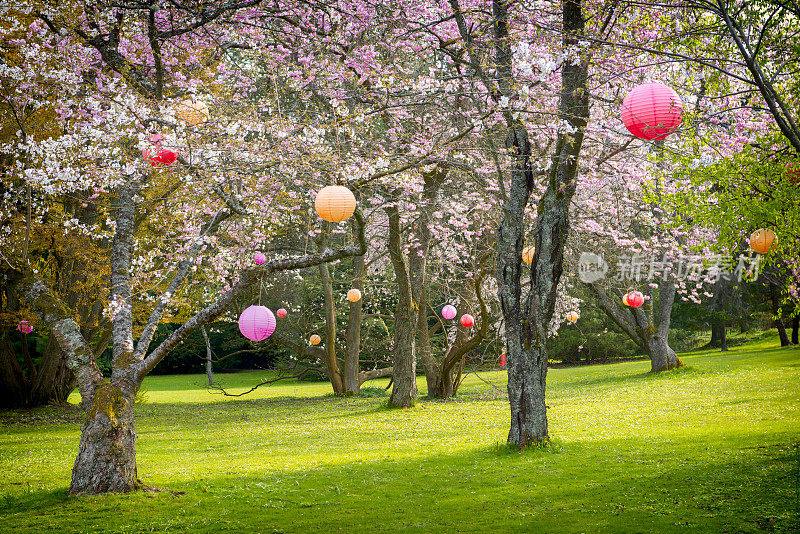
[0,337,798,533]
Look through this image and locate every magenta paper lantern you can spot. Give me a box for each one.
[238,305,276,341]
[17,320,33,334]
[149,149,177,166]
[276,308,287,318]
[621,82,683,140]
[460,314,474,328]
[442,305,457,320]
[254,252,266,265]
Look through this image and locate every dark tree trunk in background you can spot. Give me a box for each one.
[792,316,799,345]
[776,318,791,346]
[386,200,418,407]
[0,327,28,408]
[201,326,214,386]
[719,324,728,351]
[318,260,345,395]
[344,254,365,395]
[409,166,447,395]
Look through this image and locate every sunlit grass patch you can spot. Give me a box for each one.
[1,335,797,533]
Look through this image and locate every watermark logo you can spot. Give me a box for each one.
[578,252,609,283]
[579,252,761,283]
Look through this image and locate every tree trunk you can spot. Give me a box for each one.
[344,255,365,395]
[0,327,28,408]
[792,316,799,345]
[69,380,140,494]
[318,260,345,395]
[201,326,214,386]
[776,317,791,346]
[409,166,447,396]
[708,322,721,347]
[386,201,417,407]
[487,0,588,447]
[719,324,728,351]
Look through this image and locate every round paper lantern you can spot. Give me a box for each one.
[17,320,32,334]
[174,97,210,125]
[149,149,177,167]
[238,305,276,342]
[315,186,357,223]
[309,334,321,345]
[566,311,579,324]
[522,246,536,264]
[276,308,287,318]
[441,304,457,320]
[254,252,266,265]
[621,82,683,140]
[750,228,777,254]
[347,288,362,302]
[623,291,644,308]
[460,314,474,328]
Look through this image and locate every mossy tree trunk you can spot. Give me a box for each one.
[70,380,140,494]
[386,199,417,407]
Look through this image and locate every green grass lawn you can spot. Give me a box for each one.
[1,337,798,533]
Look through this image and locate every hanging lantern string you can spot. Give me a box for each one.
[258,277,265,306]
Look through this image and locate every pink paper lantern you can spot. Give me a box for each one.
[441,305,456,320]
[238,305,276,341]
[254,252,266,265]
[277,308,287,318]
[460,314,474,328]
[621,82,683,140]
[17,321,33,334]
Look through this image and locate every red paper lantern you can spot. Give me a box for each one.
[17,320,33,334]
[309,334,321,345]
[623,291,644,308]
[460,314,474,328]
[276,308,287,318]
[785,163,800,183]
[149,149,177,167]
[254,252,266,265]
[621,82,683,140]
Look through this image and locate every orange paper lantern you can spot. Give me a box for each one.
[315,186,357,222]
[309,334,321,345]
[749,228,777,254]
[566,311,579,324]
[522,246,535,264]
[174,97,210,125]
[347,288,361,302]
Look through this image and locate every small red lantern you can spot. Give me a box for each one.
[17,320,33,334]
[149,149,177,167]
[254,252,266,265]
[623,291,644,308]
[460,314,474,328]
[621,82,683,140]
[276,308,287,318]
[784,163,800,183]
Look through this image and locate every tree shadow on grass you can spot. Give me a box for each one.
[3,435,797,533]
